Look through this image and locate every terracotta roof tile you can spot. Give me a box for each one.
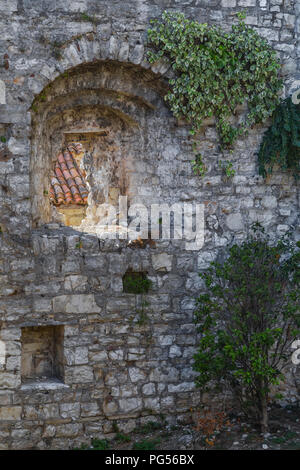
[49,143,89,206]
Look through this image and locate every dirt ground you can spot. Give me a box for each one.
[77,403,300,451]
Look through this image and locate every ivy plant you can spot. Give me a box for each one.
[193,225,300,432]
[191,152,207,177]
[258,96,300,178]
[219,160,236,179]
[147,11,282,149]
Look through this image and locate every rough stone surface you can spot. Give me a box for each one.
[0,80,5,105]
[0,0,299,450]
[152,253,173,272]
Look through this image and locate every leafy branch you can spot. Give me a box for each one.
[147,11,282,149]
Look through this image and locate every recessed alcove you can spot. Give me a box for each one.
[123,270,152,294]
[40,104,137,233]
[21,325,64,385]
[30,61,172,236]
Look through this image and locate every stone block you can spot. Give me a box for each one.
[152,253,173,272]
[0,372,21,389]
[262,195,277,209]
[119,398,142,414]
[0,0,18,12]
[238,0,256,5]
[157,335,175,346]
[55,423,82,438]
[129,367,147,383]
[0,406,22,420]
[168,382,195,393]
[81,402,100,417]
[169,345,182,358]
[144,397,160,411]
[221,0,236,6]
[0,80,5,104]
[52,294,101,314]
[103,399,118,415]
[142,383,156,396]
[226,213,244,231]
[60,403,80,419]
[71,366,94,383]
[198,251,217,270]
[130,44,144,65]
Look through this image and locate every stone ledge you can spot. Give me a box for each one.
[20,379,69,392]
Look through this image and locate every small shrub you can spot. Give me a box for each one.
[219,160,235,179]
[52,48,63,60]
[191,152,207,177]
[73,443,90,450]
[115,433,131,443]
[193,224,300,432]
[81,12,95,23]
[133,438,161,450]
[135,421,163,434]
[73,12,99,25]
[112,422,119,433]
[91,438,110,450]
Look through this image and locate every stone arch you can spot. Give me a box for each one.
[28,33,170,101]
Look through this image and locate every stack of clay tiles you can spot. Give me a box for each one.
[49,143,89,206]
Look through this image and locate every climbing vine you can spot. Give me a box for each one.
[258,96,300,178]
[147,11,282,149]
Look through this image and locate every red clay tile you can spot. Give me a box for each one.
[49,143,88,206]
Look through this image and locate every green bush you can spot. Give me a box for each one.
[133,438,161,450]
[193,225,300,432]
[91,439,110,450]
[73,438,110,450]
[115,433,131,443]
[134,421,163,434]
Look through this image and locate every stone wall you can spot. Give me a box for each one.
[0,0,299,450]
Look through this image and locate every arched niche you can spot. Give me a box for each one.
[30,60,173,231]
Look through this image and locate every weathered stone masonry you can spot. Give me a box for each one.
[0,0,299,449]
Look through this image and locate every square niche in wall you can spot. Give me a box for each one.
[21,325,64,384]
